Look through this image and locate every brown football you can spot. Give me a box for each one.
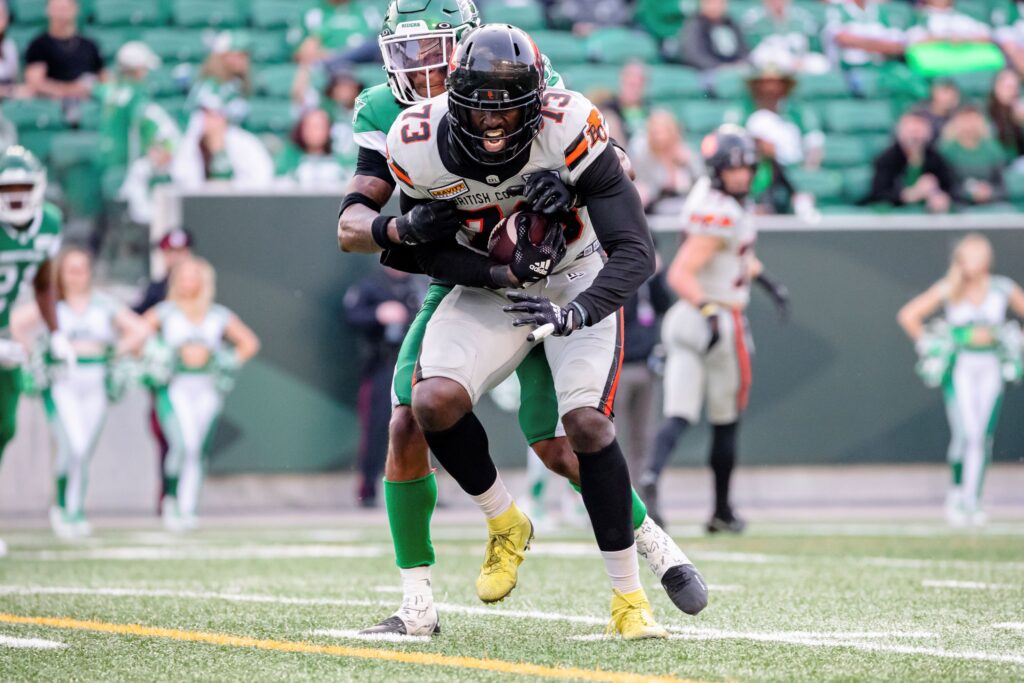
[487,211,550,265]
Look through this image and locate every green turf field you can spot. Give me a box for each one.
[1,519,1022,682]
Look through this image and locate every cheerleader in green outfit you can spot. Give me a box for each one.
[142,257,259,531]
[899,234,1024,526]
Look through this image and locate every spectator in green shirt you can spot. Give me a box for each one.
[295,0,382,66]
[291,65,362,167]
[186,31,252,125]
[274,108,351,188]
[939,105,1008,205]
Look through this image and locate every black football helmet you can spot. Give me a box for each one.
[446,24,545,166]
[701,124,758,198]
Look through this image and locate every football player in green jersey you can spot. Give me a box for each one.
[338,1,706,636]
[0,146,70,556]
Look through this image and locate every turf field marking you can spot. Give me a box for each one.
[17,544,388,561]
[310,629,432,644]
[0,634,66,649]
[0,613,697,683]
[374,586,404,594]
[921,580,1018,590]
[993,623,1024,631]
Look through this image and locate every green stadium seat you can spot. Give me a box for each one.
[154,95,190,127]
[1006,171,1024,203]
[251,0,306,29]
[9,0,47,24]
[102,165,127,201]
[141,28,210,62]
[77,99,101,129]
[842,165,874,203]
[822,135,870,168]
[2,99,65,130]
[482,1,547,32]
[711,69,749,100]
[884,2,914,29]
[823,99,894,133]
[646,65,705,101]
[531,30,589,66]
[7,26,41,59]
[144,63,194,97]
[249,29,291,63]
[93,0,167,27]
[948,71,997,99]
[793,0,829,26]
[172,0,247,28]
[794,72,851,100]
[18,130,57,163]
[586,28,660,65]
[85,27,131,61]
[672,100,733,135]
[788,167,844,204]
[558,66,621,97]
[354,63,387,88]
[635,0,685,41]
[49,131,101,168]
[956,0,993,23]
[244,97,294,133]
[254,64,297,98]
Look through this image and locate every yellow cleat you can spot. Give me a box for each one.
[608,589,669,640]
[475,503,534,603]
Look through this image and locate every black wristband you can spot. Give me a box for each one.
[339,191,383,217]
[371,215,398,250]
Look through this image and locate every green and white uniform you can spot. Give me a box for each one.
[0,202,62,456]
[96,79,181,169]
[939,276,1017,521]
[44,293,120,524]
[153,301,235,526]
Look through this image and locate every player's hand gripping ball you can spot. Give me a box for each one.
[488,211,567,284]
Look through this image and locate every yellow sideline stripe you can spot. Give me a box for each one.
[0,613,703,683]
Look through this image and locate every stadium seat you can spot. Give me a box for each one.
[101,165,128,201]
[842,165,874,203]
[244,98,294,133]
[77,99,102,130]
[172,0,247,28]
[154,96,190,127]
[646,65,705,101]
[141,28,210,62]
[558,65,621,97]
[17,131,57,163]
[251,0,307,29]
[956,0,993,23]
[1006,171,1024,203]
[531,30,589,66]
[585,28,660,64]
[354,63,387,88]
[7,26,39,59]
[249,30,291,64]
[9,0,47,24]
[711,69,748,100]
[794,72,851,100]
[823,100,894,133]
[948,70,997,99]
[144,63,195,97]
[254,64,297,99]
[93,0,167,27]
[481,0,547,32]
[49,131,101,169]
[884,2,914,29]
[2,99,65,130]
[635,0,685,41]
[822,135,870,168]
[788,167,844,205]
[671,100,734,135]
[85,27,131,61]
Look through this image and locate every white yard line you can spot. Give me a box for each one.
[993,623,1024,631]
[309,629,431,644]
[0,634,66,649]
[16,544,388,561]
[922,580,1019,590]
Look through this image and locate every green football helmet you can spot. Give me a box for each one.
[0,145,46,228]
[379,0,480,105]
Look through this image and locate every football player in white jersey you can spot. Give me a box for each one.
[386,25,671,639]
[640,125,786,534]
[898,234,1024,526]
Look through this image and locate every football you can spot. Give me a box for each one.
[487,211,551,265]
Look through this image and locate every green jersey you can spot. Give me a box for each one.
[97,79,180,168]
[352,56,563,156]
[0,202,62,332]
[302,0,383,52]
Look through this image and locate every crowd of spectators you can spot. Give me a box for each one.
[0,0,1022,231]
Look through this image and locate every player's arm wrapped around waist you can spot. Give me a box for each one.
[569,145,656,326]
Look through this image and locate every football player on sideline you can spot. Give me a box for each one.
[389,24,670,639]
[639,126,787,533]
[0,146,69,556]
[338,2,706,636]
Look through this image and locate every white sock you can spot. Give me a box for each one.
[471,476,514,520]
[400,566,433,601]
[601,544,642,594]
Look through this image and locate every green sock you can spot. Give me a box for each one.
[164,476,178,498]
[385,473,437,569]
[570,482,647,530]
[951,462,963,487]
[56,475,67,509]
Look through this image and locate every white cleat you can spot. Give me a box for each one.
[945,490,967,528]
[359,596,440,637]
[635,515,708,615]
[161,497,187,533]
[49,507,79,541]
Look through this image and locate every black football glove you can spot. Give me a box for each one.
[504,293,587,337]
[394,200,461,245]
[699,302,722,351]
[524,172,574,215]
[508,215,567,284]
[755,272,790,322]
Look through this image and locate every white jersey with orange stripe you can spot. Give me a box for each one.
[384,89,610,273]
[681,180,757,309]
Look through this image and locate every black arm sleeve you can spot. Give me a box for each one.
[355,146,396,186]
[571,145,656,325]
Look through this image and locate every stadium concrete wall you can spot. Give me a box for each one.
[168,195,1024,474]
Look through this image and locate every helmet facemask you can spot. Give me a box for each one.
[380,29,457,105]
[0,178,45,228]
[448,88,543,166]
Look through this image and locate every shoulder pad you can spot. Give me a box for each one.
[543,89,610,180]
